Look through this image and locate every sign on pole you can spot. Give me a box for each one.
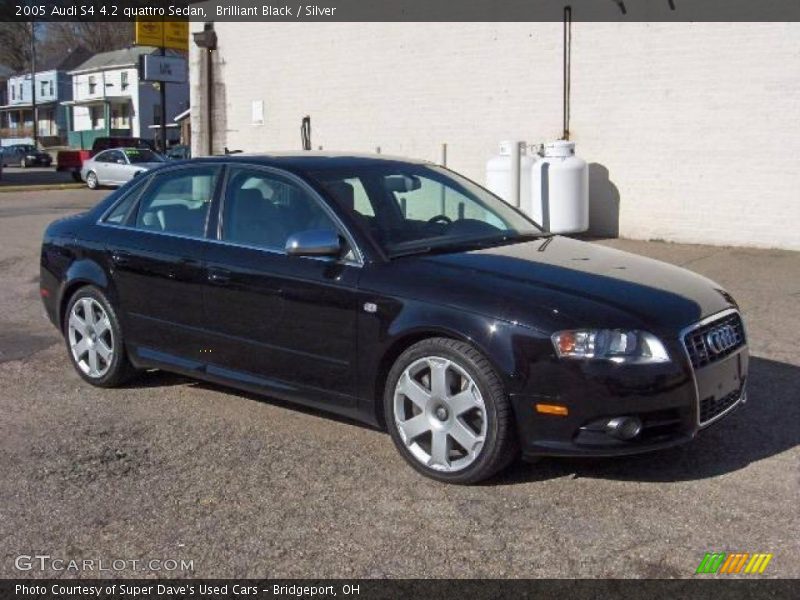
[140,55,188,84]
[135,20,189,52]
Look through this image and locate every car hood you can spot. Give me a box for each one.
[417,236,734,333]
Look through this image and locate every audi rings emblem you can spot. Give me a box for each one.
[705,324,738,355]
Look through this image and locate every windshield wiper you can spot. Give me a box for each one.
[388,232,552,259]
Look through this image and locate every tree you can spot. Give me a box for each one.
[38,23,134,61]
[0,22,32,72]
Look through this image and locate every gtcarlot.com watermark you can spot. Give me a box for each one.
[15,554,194,573]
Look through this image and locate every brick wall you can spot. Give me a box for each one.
[190,22,800,250]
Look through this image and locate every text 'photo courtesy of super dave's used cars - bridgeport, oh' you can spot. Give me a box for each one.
[39,153,748,484]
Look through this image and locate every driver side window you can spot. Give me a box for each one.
[222,168,340,252]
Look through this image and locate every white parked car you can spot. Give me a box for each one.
[81,148,165,189]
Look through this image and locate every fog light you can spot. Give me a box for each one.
[604,416,642,440]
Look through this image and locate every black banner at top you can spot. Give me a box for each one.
[2,0,800,22]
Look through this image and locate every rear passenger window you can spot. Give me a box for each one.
[104,186,143,224]
[134,167,220,237]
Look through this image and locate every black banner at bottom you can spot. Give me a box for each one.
[1,579,796,600]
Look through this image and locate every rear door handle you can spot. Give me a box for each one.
[207,268,231,285]
[110,250,132,266]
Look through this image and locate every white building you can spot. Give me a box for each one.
[189,22,800,251]
[64,46,189,149]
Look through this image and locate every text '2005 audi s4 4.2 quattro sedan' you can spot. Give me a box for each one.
[40,153,748,483]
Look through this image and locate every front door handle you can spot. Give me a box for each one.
[207,268,231,285]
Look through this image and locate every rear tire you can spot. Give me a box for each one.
[384,338,518,484]
[64,286,136,388]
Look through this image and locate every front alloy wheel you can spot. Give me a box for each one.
[86,171,98,189]
[394,356,487,472]
[385,338,518,484]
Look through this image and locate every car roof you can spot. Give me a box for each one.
[187,152,431,170]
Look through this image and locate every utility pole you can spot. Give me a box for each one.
[30,21,38,147]
[159,46,167,153]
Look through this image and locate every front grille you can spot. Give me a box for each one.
[683,312,746,369]
[700,386,744,425]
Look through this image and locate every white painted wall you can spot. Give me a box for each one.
[190,22,800,250]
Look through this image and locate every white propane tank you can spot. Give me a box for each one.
[486,141,535,209]
[530,140,589,233]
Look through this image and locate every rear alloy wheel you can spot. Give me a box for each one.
[385,338,518,484]
[64,286,135,387]
[86,171,98,189]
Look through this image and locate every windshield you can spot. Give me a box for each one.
[124,148,164,164]
[310,163,544,256]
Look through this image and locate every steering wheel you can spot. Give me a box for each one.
[426,215,453,226]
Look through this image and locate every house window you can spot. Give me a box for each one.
[88,76,97,94]
[121,72,128,91]
[19,83,23,99]
[40,80,47,96]
[111,104,130,128]
[11,85,15,100]
[48,80,53,95]
[90,106,104,130]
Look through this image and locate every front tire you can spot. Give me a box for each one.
[20,157,28,168]
[86,171,99,189]
[384,338,518,484]
[64,286,135,387]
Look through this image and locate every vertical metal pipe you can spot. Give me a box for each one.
[563,6,572,141]
[439,143,448,213]
[510,140,521,208]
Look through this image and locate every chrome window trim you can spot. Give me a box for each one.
[96,222,363,268]
[678,307,748,427]
[217,163,365,266]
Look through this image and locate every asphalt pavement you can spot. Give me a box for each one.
[0,189,797,578]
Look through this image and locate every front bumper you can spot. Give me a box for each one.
[512,336,749,460]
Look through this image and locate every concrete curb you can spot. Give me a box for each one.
[0,183,85,193]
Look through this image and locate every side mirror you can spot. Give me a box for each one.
[285,229,342,257]
[116,159,126,165]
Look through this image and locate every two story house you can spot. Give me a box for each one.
[63,46,189,150]
[0,47,91,146]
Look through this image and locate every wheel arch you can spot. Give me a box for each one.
[58,260,113,329]
[371,325,512,430]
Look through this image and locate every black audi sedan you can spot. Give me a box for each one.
[40,154,748,483]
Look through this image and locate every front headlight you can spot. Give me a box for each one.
[552,329,670,364]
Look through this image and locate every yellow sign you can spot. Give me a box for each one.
[163,21,189,51]
[135,20,189,51]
